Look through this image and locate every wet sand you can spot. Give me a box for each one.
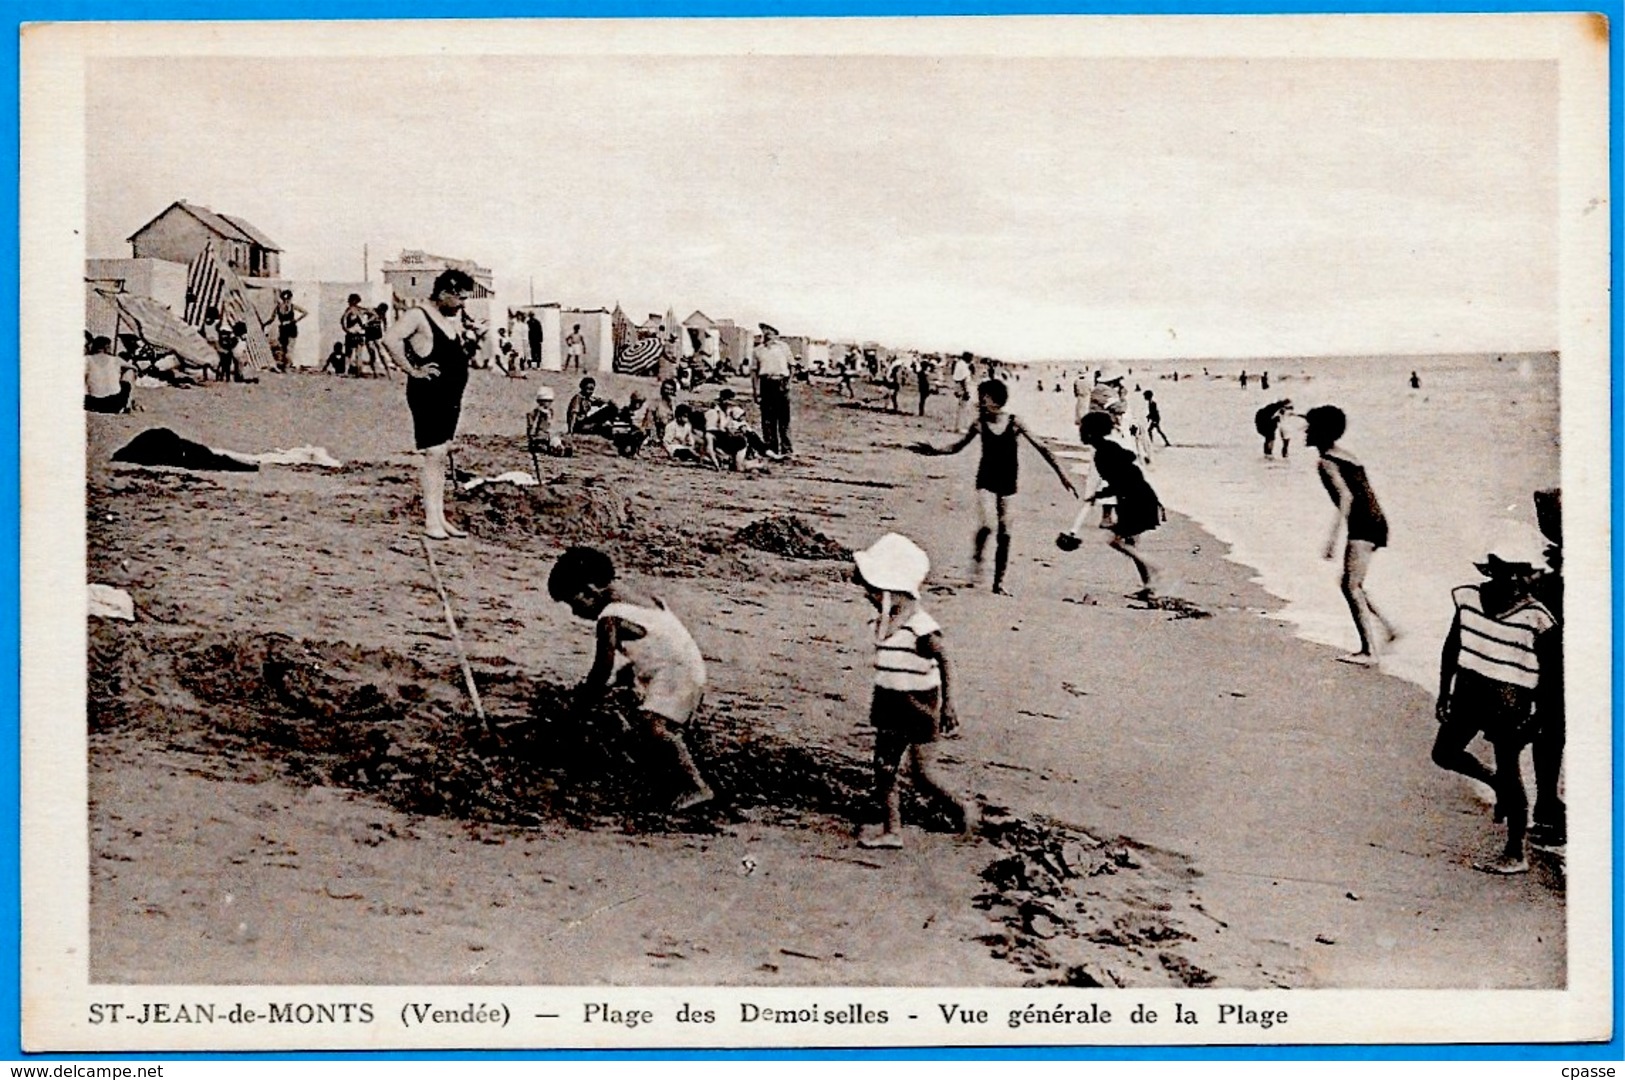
[84,369,1564,989]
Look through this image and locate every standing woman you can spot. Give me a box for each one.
[381,269,476,540]
[1305,405,1396,665]
[268,290,307,371]
[912,379,1078,595]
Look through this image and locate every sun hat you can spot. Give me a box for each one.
[535,386,555,402]
[853,533,930,597]
[759,322,780,335]
[1475,517,1549,569]
[1096,361,1127,383]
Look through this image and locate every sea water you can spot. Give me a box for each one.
[1006,353,1560,691]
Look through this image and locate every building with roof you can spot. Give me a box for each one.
[127,201,284,279]
[380,250,495,301]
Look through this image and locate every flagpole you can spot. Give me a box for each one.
[363,243,369,282]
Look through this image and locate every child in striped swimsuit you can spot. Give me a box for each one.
[851,534,977,849]
[1431,522,1558,874]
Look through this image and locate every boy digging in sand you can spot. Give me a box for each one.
[1430,521,1557,875]
[548,547,714,812]
[911,379,1077,595]
[852,533,977,849]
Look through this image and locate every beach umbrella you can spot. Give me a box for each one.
[99,289,216,370]
[616,336,662,376]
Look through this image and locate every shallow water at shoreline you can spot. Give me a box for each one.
[1007,353,1560,690]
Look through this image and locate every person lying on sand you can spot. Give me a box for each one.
[851,533,977,849]
[1431,522,1557,875]
[548,546,714,813]
[911,379,1077,595]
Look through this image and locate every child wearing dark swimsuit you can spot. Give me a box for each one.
[910,379,1077,594]
[1077,411,1164,598]
[1304,405,1396,666]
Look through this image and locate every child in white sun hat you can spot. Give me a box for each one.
[851,533,977,849]
[1431,517,1558,875]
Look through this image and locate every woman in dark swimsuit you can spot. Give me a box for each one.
[912,379,1077,595]
[380,269,475,540]
[1305,405,1396,665]
[269,291,306,370]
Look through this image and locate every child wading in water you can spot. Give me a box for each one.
[1304,404,1396,665]
[1067,411,1164,599]
[1431,522,1557,874]
[852,534,977,849]
[547,547,714,812]
[911,379,1077,595]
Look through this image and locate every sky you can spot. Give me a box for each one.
[85,48,1561,361]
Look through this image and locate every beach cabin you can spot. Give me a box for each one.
[804,340,832,373]
[127,201,283,280]
[715,320,751,373]
[682,310,723,371]
[236,279,391,370]
[561,308,615,373]
[611,304,634,354]
[86,258,190,317]
[508,304,563,371]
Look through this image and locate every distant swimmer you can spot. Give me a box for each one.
[1410,371,1421,390]
[1143,390,1171,447]
[1254,399,1293,458]
[1305,405,1396,667]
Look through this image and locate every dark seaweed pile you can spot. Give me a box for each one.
[90,625,952,833]
[733,516,852,561]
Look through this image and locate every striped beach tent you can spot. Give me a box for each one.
[615,336,662,376]
[183,242,276,373]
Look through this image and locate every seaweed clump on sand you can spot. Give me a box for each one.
[87,625,906,833]
[733,516,851,561]
[971,814,1225,989]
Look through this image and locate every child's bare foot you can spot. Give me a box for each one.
[1472,856,1529,875]
[1335,652,1378,667]
[671,785,715,812]
[857,832,904,850]
[991,584,1013,596]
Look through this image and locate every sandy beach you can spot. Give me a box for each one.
[83,368,1565,991]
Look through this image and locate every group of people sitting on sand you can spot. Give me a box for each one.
[527,376,782,473]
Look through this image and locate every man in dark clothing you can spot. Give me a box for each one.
[527,312,544,371]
